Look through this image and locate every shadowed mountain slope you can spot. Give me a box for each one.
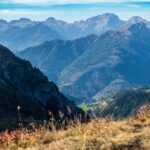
[0,44,84,130]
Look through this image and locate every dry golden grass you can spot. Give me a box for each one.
[0,112,150,150]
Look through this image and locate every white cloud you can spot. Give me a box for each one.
[1,0,150,5]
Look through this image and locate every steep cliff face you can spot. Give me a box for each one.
[0,44,84,130]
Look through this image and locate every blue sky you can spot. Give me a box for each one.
[0,0,150,22]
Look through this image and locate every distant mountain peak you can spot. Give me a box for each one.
[9,18,35,29]
[86,13,120,22]
[101,13,118,18]
[19,18,32,22]
[45,17,66,23]
[0,20,9,31]
[127,16,147,24]
[125,16,150,29]
[46,17,56,21]
[10,18,32,23]
[128,22,148,32]
[0,19,8,24]
[119,19,149,32]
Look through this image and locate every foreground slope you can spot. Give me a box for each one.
[0,44,84,130]
[0,108,149,150]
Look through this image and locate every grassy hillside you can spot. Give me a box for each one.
[0,105,149,150]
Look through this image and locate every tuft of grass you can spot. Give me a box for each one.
[0,111,150,150]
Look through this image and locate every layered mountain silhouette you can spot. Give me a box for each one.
[0,44,84,130]
[1,13,149,51]
[18,22,150,100]
[18,35,98,82]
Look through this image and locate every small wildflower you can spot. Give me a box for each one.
[17,105,23,128]
[17,106,21,111]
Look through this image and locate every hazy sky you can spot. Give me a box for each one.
[0,0,150,22]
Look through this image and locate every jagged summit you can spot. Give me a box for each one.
[127,16,149,25]
[0,13,149,51]
[46,17,57,21]
[128,22,149,32]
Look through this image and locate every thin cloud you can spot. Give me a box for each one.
[0,0,149,22]
[1,0,150,5]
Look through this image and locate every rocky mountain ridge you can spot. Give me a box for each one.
[0,13,149,51]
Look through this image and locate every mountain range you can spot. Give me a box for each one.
[18,21,150,100]
[0,12,150,132]
[0,44,84,130]
[0,13,149,51]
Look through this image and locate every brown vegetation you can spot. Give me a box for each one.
[0,107,150,150]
